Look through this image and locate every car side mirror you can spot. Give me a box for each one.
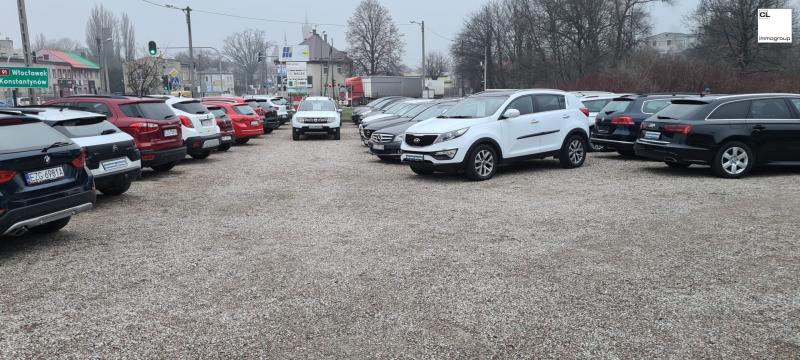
[337,109,342,113]
[502,109,520,119]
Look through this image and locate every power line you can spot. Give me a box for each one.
[141,0,347,27]
[427,28,453,42]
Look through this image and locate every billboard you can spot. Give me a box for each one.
[279,45,310,62]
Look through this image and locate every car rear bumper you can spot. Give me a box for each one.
[220,132,235,145]
[236,128,264,139]
[590,136,636,150]
[185,134,221,154]
[141,146,187,168]
[94,166,141,186]
[634,140,713,164]
[0,190,95,236]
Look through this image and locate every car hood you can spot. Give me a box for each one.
[362,113,395,124]
[375,120,418,136]
[295,111,338,118]
[364,116,407,130]
[406,117,489,134]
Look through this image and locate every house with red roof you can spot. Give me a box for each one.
[2,48,102,99]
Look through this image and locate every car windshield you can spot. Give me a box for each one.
[0,121,70,153]
[397,103,429,116]
[54,117,119,138]
[441,96,508,118]
[412,104,454,121]
[384,102,408,113]
[601,99,633,114]
[120,102,176,120]
[404,104,435,118]
[299,100,335,112]
[271,98,287,105]
[234,105,256,115]
[583,99,613,113]
[173,101,209,115]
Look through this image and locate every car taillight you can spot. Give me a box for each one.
[179,115,194,128]
[611,116,634,125]
[71,148,87,168]
[129,122,160,135]
[663,124,693,135]
[0,170,16,184]
[580,107,589,117]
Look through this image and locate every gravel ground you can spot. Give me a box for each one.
[1,124,799,358]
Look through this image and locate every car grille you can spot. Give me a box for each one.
[371,133,394,143]
[405,134,438,147]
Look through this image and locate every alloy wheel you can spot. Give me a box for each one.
[721,146,748,175]
[474,149,494,177]
[568,139,585,164]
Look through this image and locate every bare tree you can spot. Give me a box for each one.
[425,51,450,80]
[85,4,117,63]
[346,0,405,75]
[223,29,271,94]
[32,33,85,53]
[124,55,166,97]
[118,13,136,62]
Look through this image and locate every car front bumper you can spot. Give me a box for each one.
[369,141,402,157]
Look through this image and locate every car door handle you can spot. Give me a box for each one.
[753,124,766,131]
[562,114,571,119]
[530,120,539,124]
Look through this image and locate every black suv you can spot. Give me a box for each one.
[635,94,800,178]
[591,94,692,156]
[0,113,96,236]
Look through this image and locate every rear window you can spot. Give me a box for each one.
[655,104,705,120]
[54,117,119,138]
[583,99,612,113]
[602,100,633,114]
[271,98,287,105]
[209,108,228,118]
[234,105,256,115]
[173,101,209,115]
[120,102,176,120]
[0,122,70,153]
[642,99,673,114]
[244,100,261,109]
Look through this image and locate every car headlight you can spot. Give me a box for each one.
[434,127,469,144]
[394,134,404,143]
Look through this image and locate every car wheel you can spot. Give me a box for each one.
[333,129,341,140]
[464,144,498,181]
[30,217,71,234]
[560,135,588,169]
[97,177,132,196]
[151,162,177,172]
[217,143,232,152]
[712,141,754,179]
[410,165,434,175]
[666,162,691,169]
[190,151,211,160]
[235,138,250,145]
[292,129,300,141]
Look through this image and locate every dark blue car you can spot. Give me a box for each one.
[0,113,96,236]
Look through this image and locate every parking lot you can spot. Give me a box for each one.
[1,123,799,357]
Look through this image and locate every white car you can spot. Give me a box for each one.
[291,96,342,141]
[400,89,590,181]
[579,93,628,151]
[24,107,142,195]
[161,96,221,160]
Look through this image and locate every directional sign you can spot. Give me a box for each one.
[0,67,49,88]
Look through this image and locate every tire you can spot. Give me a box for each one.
[292,129,300,141]
[617,149,636,157]
[235,138,250,145]
[217,143,232,152]
[96,177,132,196]
[30,217,71,234]
[377,156,395,162]
[712,141,754,179]
[560,135,588,169]
[151,162,177,172]
[464,144,498,181]
[410,165,434,175]
[190,150,211,160]
[264,128,274,134]
[665,162,691,169]
[333,129,341,140]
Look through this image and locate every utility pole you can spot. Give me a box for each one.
[411,20,425,94]
[16,0,34,101]
[484,46,488,91]
[183,6,196,95]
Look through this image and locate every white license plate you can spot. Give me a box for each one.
[372,144,385,150]
[202,120,212,127]
[25,166,65,185]
[250,121,259,126]
[203,139,220,149]
[101,158,128,172]
[405,154,424,162]
[222,136,232,141]
[164,129,178,137]
[644,131,661,140]
[309,125,323,129]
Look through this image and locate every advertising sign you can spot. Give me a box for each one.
[758,9,793,43]
[279,45,310,62]
[0,67,49,88]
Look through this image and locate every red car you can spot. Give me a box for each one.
[205,104,235,152]
[45,95,186,172]
[202,96,275,134]
[202,100,264,144]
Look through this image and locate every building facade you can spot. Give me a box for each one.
[643,32,698,54]
[200,70,235,96]
[1,48,101,102]
[299,30,353,97]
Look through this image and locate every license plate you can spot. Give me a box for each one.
[203,139,220,149]
[250,121,259,126]
[405,154,424,162]
[372,144,385,150]
[164,129,178,137]
[101,158,128,172]
[309,125,323,129]
[25,166,65,185]
[202,120,212,127]
[222,136,232,141]
[644,131,661,140]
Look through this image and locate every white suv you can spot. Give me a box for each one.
[400,90,590,181]
[291,97,341,141]
[161,97,221,160]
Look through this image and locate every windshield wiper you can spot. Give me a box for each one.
[657,116,677,120]
[163,115,175,119]
[41,141,71,153]
[445,115,473,119]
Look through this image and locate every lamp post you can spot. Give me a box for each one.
[410,20,425,93]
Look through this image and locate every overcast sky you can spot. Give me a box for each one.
[0,0,772,66]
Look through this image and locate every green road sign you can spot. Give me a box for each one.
[0,67,49,88]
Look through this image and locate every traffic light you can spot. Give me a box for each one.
[148,41,158,57]
[31,51,37,63]
[161,75,169,93]
[257,52,265,63]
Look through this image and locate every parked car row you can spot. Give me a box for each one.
[352,91,800,180]
[0,94,289,237]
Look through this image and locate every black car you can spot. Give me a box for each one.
[360,102,435,144]
[634,94,800,178]
[10,107,141,196]
[591,94,693,156]
[354,97,409,124]
[368,101,457,161]
[0,113,96,236]
[351,97,403,124]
